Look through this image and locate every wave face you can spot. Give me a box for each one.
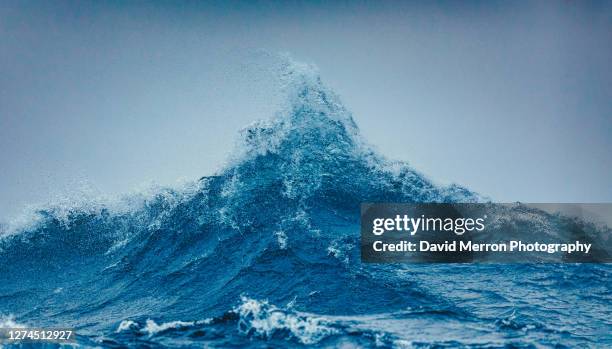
[0,59,610,348]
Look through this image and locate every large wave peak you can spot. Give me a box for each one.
[0,56,485,347]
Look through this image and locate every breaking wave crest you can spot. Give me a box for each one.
[0,56,609,348]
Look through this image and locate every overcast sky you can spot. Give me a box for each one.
[1,1,611,220]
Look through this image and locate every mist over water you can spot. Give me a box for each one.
[2,1,611,221]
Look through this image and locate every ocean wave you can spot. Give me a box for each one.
[107,297,398,348]
[0,55,609,348]
[0,315,26,329]
[235,296,338,345]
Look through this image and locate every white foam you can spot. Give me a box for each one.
[116,320,138,333]
[116,318,212,336]
[1,179,203,241]
[275,230,288,249]
[235,296,337,345]
[142,319,195,335]
[327,240,352,265]
[0,315,26,329]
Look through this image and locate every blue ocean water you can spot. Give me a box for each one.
[0,60,610,348]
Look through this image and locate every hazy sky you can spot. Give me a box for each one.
[1,1,611,220]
